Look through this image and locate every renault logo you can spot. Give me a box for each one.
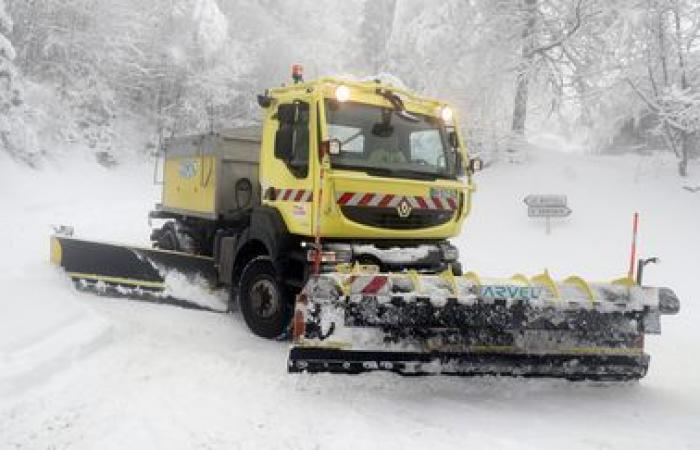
[397,198,412,218]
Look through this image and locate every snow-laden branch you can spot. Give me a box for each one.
[526,0,597,58]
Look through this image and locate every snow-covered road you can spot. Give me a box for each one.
[1,150,699,449]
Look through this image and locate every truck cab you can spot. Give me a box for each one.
[260,78,475,241]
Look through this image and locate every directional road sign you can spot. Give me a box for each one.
[524,194,571,234]
[528,205,572,218]
[524,195,567,207]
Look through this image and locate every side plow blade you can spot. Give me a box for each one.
[288,268,680,381]
[50,235,219,311]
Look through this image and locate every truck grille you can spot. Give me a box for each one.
[340,206,454,230]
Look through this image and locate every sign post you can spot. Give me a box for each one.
[524,195,572,234]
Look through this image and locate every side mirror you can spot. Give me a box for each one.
[468,157,484,173]
[319,139,342,158]
[275,125,294,161]
[448,131,459,149]
[257,94,272,108]
[328,139,341,155]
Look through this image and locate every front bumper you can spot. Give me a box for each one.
[321,241,461,272]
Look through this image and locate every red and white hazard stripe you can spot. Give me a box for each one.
[267,188,313,202]
[336,192,458,211]
[347,275,391,295]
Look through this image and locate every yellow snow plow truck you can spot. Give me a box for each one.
[50,70,680,380]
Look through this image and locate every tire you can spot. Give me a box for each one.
[153,221,199,254]
[238,256,292,339]
[155,222,180,251]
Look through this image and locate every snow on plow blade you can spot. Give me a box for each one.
[288,268,680,381]
[50,234,218,310]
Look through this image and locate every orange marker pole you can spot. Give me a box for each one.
[313,142,327,275]
[628,212,639,280]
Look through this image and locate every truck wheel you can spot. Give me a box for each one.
[154,222,180,251]
[153,221,199,254]
[238,257,292,339]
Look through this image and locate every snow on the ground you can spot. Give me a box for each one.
[1,149,699,449]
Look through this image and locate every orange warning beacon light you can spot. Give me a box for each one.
[292,64,304,84]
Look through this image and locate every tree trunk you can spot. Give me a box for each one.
[672,0,690,176]
[360,0,397,74]
[376,0,397,74]
[657,8,669,87]
[678,134,689,177]
[511,70,530,135]
[511,0,537,137]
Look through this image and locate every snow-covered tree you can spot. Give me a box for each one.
[355,0,397,74]
[3,0,697,174]
[622,0,699,176]
[0,0,34,163]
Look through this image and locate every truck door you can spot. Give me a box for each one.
[261,99,315,237]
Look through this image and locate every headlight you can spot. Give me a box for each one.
[439,106,453,123]
[306,243,353,264]
[335,85,351,103]
[441,243,459,261]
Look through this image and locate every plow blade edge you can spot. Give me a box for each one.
[50,235,217,310]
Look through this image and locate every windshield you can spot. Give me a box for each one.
[325,101,457,179]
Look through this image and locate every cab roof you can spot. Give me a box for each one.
[267,77,449,112]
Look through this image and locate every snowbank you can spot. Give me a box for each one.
[0,150,698,449]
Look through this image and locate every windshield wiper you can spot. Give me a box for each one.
[376,88,419,122]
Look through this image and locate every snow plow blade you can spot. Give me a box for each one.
[288,267,680,381]
[50,234,217,310]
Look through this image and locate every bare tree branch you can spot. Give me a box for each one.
[526,0,594,57]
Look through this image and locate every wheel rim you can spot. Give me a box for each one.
[249,278,280,319]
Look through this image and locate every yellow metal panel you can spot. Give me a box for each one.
[316,171,468,239]
[162,156,217,214]
[408,270,422,294]
[269,78,445,117]
[50,236,62,265]
[439,266,459,295]
[68,272,165,289]
[259,92,317,236]
[532,270,561,299]
[466,345,643,356]
[510,274,530,285]
[564,275,595,304]
[463,271,482,287]
[612,276,636,287]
